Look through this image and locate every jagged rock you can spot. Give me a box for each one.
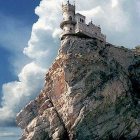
[16,36,140,140]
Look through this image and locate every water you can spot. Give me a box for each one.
[0,127,21,140]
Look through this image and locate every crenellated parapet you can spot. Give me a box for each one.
[62,1,75,13]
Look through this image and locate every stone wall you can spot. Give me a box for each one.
[75,22,106,42]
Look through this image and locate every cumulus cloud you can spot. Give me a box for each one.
[0,0,140,126]
[23,0,62,67]
[111,0,119,8]
[0,0,60,126]
[0,62,46,126]
[79,0,139,47]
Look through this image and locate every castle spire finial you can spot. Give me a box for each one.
[74,0,75,5]
[67,0,69,4]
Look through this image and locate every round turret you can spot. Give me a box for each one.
[60,1,76,40]
[62,1,75,22]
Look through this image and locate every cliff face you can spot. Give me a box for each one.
[16,37,140,140]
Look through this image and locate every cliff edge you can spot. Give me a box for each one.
[16,36,140,140]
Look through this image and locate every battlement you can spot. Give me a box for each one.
[62,1,75,13]
[75,22,106,42]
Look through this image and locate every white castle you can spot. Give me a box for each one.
[60,1,106,42]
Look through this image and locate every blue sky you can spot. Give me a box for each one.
[0,0,40,103]
[0,0,40,22]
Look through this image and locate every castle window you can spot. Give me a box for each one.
[70,28,72,30]
[80,18,84,23]
[69,16,72,21]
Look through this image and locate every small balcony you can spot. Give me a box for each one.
[60,30,75,40]
[60,20,76,29]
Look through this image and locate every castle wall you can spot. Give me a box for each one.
[88,23,101,34]
[75,22,106,42]
[75,13,85,24]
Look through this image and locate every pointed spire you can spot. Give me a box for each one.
[74,0,75,5]
[91,19,93,24]
[67,0,69,4]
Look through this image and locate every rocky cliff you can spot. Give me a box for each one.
[16,36,140,140]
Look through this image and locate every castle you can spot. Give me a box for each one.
[60,1,106,42]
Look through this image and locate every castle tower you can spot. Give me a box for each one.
[60,1,76,39]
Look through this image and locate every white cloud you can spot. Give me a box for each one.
[79,6,103,23]
[23,0,62,67]
[136,1,140,18]
[78,0,139,47]
[0,62,46,126]
[79,0,129,32]
[0,0,140,126]
[111,0,119,8]
[0,0,61,126]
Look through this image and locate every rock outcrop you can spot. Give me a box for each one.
[16,36,140,140]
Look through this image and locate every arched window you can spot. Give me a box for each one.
[80,18,84,23]
[69,16,72,21]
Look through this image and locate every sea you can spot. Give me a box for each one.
[0,127,21,140]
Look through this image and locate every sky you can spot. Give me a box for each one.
[0,0,140,126]
[0,0,40,101]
